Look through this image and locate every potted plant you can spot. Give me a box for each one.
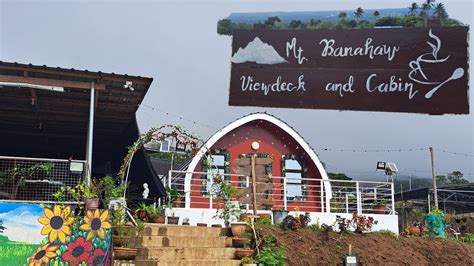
[103,175,126,208]
[241,256,257,266]
[63,180,103,210]
[135,202,149,221]
[166,186,182,208]
[235,249,254,259]
[351,213,378,233]
[148,205,165,224]
[372,200,387,214]
[182,218,190,225]
[272,208,289,224]
[197,223,207,227]
[114,220,144,260]
[211,176,241,227]
[167,208,180,225]
[231,220,247,238]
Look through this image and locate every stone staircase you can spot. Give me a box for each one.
[115,224,241,266]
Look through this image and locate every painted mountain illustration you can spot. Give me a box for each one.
[231,37,288,64]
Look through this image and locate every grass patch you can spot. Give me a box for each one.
[0,242,39,266]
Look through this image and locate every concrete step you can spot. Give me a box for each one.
[142,224,224,237]
[116,259,241,266]
[136,247,236,260]
[138,235,232,248]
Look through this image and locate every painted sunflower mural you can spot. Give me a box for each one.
[27,205,112,266]
[80,210,111,240]
[38,206,73,244]
[28,244,59,266]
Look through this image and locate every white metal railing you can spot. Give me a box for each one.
[166,170,395,214]
[0,156,87,203]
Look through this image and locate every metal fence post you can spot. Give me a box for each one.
[356,182,361,214]
[345,194,349,213]
[320,180,324,213]
[209,176,213,209]
[283,178,288,211]
[391,182,395,214]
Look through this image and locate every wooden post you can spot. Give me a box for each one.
[251,154,258,215]
[429,147,438,209]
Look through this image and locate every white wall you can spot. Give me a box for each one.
[166,208,399,234]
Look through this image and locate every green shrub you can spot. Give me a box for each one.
[256,246,286,266]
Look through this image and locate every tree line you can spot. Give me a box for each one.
[217,1,462,35]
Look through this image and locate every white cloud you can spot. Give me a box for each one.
[2,220,43,244]
[0,205,43,226]
[231,37,288,64]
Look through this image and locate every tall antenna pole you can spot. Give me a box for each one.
[430,147,438,209]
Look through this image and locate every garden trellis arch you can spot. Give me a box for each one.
[117,124,202,198]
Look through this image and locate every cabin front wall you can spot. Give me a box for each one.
[189,120,323,212]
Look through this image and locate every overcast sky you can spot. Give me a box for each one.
[1,0,473,181]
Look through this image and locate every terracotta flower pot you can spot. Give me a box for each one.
[231,222,247,237]
[234,249,254,259]
[212,224,223,228]
[232,237,246,248]
[373,205,385,214]
[408,226,421,236]
[114,247,138,260]
[85,198,99,210]
[197,223,207,227]
[136,210,148,221]
[151,215,166,224]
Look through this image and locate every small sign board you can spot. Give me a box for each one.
[229,27,469,114]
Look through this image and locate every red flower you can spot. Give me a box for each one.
[87,249,108,266]
[61,237,92,266]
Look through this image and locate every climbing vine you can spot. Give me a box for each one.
[117,125,202,182]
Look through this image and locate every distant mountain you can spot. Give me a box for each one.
[227,8,409,23]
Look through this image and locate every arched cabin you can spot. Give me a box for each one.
[179,113,331,212]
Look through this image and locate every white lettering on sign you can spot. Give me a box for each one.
[286,38,308,64]
[319,38,400,61]
[325,76,355,97]
[366,74,418,100]
[240,75,305,95]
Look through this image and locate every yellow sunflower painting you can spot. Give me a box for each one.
[28,243,58,266]
[80,209,111,240]
[38,205,73,244]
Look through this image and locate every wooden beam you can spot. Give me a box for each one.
[0,75,105,90]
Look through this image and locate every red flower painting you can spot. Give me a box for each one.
[87,249,108,266]
[61,237,92,266]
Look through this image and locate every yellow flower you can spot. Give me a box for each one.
[38,205,73,244]
[80,209,111,240]
[28,243,58,266]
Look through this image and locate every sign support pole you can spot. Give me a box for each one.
[430,147,438,209]
[251,154,257,216]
